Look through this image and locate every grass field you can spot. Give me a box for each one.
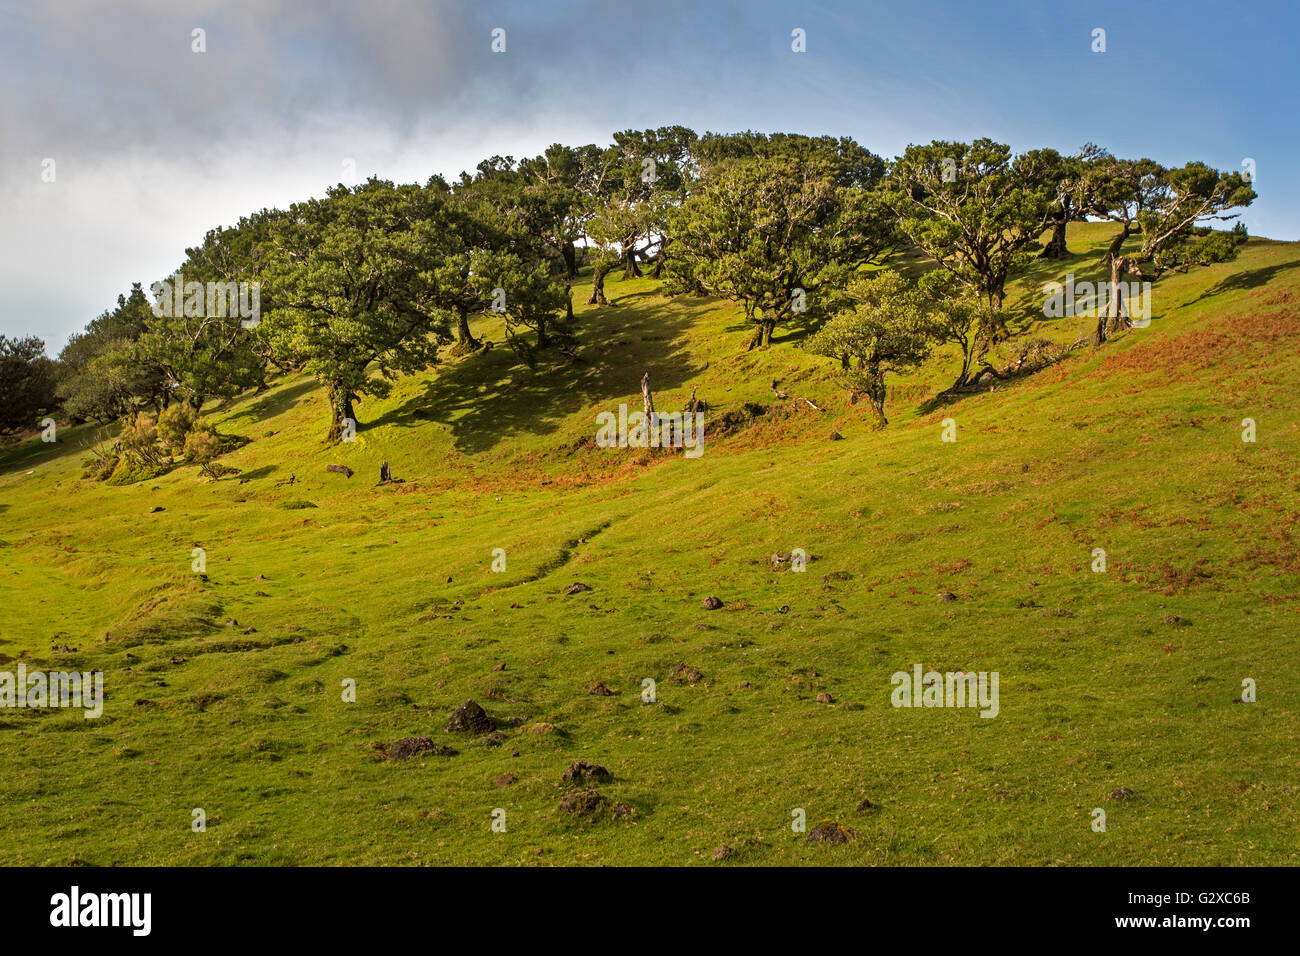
[2,222,1299,865]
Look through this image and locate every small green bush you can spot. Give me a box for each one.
[157,402,199,455]
[105,455,166,486]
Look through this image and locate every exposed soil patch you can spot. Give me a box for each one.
[562,760,613,786]
[444,699,495,734]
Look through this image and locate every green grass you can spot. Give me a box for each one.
[2,222,1298,865]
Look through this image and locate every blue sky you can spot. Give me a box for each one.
[1,0,1294,350]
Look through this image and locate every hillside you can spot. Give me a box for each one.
[2,222,1299,865]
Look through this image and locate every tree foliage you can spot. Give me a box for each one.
[262,179,454,440]
[0,336,58,434]
[666,144,895,348]
[886,138,1057,312]
[803,271,932,425]
[1079,151,1255,340]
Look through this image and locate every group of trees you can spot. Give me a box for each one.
[2,127,1256,449]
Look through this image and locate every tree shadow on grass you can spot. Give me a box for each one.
[218,377,317,424]
[1187,260,1300,305]
[372,295,713,454]
[0,422,112,478]
[236,465,278,481]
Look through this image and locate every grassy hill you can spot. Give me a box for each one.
[3,222,1299,865]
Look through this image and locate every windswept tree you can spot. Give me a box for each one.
[263,179,453,441]
[913,269,1000,390]
[516,144,597,281]
[1023,146,1093,260]
[804,271,932,426]
[138,213,279,408]
[886,139,1057,312]
[586,199,651,304]
[1079,152,1256,341]
[489,256,571,363]
[592,126,698,280]
[444,176,572,357]
[666,149,896,349]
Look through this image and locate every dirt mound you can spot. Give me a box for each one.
[387,736,457,760]
[562,760,613,786]
[444,699,495,734]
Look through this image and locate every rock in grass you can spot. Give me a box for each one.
[806,821,855,844]
[444,699,495,734]
[559,788,606,815]
[562,760,613,786]
[326,463,353,478]
[564,582,592,595]
[388,736,457,760]
[493,773,517,789]
[1110,787,1135,801]
[702,596,723,610]
[588,681,615,696]
[816,692,834,704]
[712,845,733,861]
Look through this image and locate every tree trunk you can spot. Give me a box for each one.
[621,241,642,279]
[1097,255,1129,343]
[864,363,888,426]
[748,318,776,350]
[325,384,356,443]
[561,241,577,281]
[588,264,609,305]
[1038,217,1069,259]
[641,372,657,434]
[869,395,888,427]
[454,307,481,352]
[536,312,550,349]
[651,243,667,279]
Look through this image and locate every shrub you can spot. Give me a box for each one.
[183,427,237,480]
[118,412,165,466]
[82,452,119,481]
[105,455,166,486]
[157,402,199,455]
